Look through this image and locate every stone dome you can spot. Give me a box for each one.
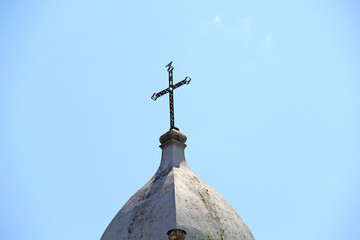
[101,129,254,240]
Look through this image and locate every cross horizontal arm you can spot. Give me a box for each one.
[173,76,191,90]
[151,88,170,101]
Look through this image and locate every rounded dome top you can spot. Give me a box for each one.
[101,130,254,240]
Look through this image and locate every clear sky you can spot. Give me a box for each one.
[1,1,359,240]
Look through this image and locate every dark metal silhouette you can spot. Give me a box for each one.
[151,62,191,130]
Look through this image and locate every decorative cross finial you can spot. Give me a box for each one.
[151,61,191,130]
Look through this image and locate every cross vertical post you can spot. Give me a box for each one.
[168,63,175,129]
[151,61,191,130]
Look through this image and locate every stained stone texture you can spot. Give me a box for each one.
[101,129,255,240]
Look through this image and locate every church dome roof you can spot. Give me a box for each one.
[101,129,254,240]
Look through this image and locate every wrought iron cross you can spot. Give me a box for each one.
[151,61,191,130]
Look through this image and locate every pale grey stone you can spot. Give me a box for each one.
[101,129,254,240]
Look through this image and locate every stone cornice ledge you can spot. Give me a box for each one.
[160,129,187,144]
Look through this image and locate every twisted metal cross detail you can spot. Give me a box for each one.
[151,61,191,130]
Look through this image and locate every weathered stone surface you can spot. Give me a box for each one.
[101,130,254,240]
[160,128,187,144]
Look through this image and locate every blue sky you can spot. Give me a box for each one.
[1,1,359,239]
